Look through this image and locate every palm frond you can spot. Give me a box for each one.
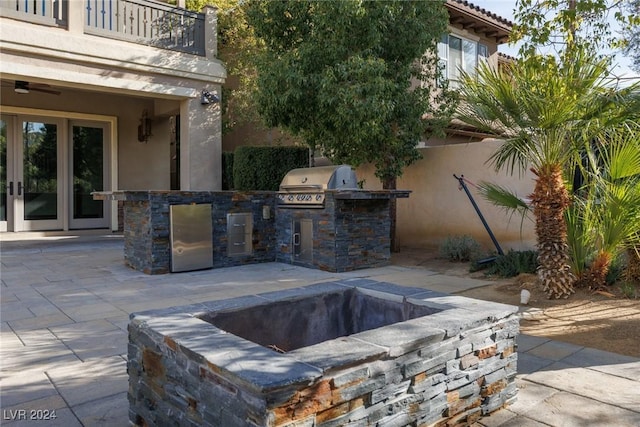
[600,125,640,181]
[456,52,630,178]
[565,202,594,277]
[574,124,640,260]
[476,181,532,231]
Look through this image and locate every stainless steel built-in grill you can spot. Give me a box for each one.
[278,165,358,208]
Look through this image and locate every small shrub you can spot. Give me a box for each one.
[469,254,498,272]
[606,256,625,286]
[439,235,482,262]
[618,281,638,299]
[485,250,539,278]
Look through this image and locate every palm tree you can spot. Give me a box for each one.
[575,125,640,289]
[455,51,637,298]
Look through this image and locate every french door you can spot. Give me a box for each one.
[69,121,109,229]
[0,114,109,232]
[1,118,9,232]
[1,115,63,231]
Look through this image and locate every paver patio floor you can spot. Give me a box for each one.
[1,233,638,426]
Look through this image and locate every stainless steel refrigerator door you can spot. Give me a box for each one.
[170,204,213,272]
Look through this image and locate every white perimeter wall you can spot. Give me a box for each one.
[357,139,537,252]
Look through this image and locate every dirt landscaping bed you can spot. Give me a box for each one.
[392,248,640,358]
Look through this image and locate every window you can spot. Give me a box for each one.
[438,35,488,88]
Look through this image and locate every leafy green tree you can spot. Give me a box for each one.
[621,0,640,71]
[511,0,627,60]
[245,1,454,250]
[245,0,454,189]
[182,0,265,133]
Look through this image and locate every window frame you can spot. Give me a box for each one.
[438,34,488,88]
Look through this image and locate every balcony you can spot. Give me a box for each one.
[0,0,206,56]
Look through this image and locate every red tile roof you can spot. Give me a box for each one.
[445,0,513,44]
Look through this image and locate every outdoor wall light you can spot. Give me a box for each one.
[201,89,219,105]
[14,81,29,94]
[138,110,153,143]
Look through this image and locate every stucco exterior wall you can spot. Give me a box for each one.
[181,97,223,191]
[1,10,225,192]
[1,86,175,190]
[357,140,537,252]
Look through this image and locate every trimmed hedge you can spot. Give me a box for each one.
[233,146,309,191]
[222,151,234,190]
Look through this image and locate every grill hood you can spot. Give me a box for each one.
[279,165,358,192]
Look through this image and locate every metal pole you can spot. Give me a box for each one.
[453,174,504,256]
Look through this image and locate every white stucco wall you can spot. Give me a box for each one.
[357,140,537,252]
[0,86,175,191]
[180,95,223,190]
[1,9,226,192]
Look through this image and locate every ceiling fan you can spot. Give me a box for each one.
[4,80,61,95]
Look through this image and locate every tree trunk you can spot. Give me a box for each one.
[530,165,576,298]
[579,250,612,290]
[625,246,640,284]
[383,176,399,253]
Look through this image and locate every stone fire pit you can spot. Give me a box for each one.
[128,280,519,426]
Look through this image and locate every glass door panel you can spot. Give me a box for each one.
[73,126,103,219]
[0,114,110,233]
[18,118,64,231]
[0,118,8,231]
[70,123,108,229]
[23,121,58,221]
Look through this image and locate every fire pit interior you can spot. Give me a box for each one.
[203,287,441,352]
[128,280,519,427]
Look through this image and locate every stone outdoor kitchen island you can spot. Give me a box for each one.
[128,280,519,426]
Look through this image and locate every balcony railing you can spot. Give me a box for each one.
[0,0,67,26]
[0,0,206,56]
[85,0,205,55]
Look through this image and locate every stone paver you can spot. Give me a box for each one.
[517,391,640,427]
[72,392,128,427]
[50,320,127,361]
[1,233,639,427]
[524,339,583,362]
[525,362,640,412]
[45,356,128,408]
[562,347,640,380]
[358,269,495,294]
[1,371,60,408]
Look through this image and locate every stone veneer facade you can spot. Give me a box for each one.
[106,190,404,274]
[128,280,519,427]
[276,193,395,272]
[120,191,276,274]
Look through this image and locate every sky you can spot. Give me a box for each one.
[470,0,640,84]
